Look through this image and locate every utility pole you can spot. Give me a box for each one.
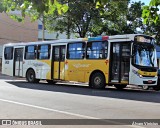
[41,14,45,41]
[67,0,70,39]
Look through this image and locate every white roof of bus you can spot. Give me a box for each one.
[108,34,146,40]
[3,38,85,47]
[3,34,152,47]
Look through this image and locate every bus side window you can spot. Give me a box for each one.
[37,44,50,60]
[87,41,108,59]
[61,46,66,61]
[4,47,13,60]
[25,45,37,60]
[67,42,85,59]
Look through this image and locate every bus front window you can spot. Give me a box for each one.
[133,44,156,67]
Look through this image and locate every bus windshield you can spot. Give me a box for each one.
[133,44,156,67]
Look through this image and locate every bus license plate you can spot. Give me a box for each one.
[148,80,152,83]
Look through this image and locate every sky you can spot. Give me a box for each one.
[132,0,150,5]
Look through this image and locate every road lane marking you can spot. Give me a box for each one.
[0,98,97,119]
[0,98,145,127]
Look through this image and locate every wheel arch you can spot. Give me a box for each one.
[25,67,36,78]
[26,67,40,83]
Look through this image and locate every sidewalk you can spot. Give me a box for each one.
[0,72,25,80]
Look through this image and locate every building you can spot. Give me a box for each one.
[38,20,78,40]
[0,12,38,70]
[0,12,38,56]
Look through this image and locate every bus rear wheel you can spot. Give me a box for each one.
[26,69,39,83]
[90,72,106,89]
[114,84,127,90]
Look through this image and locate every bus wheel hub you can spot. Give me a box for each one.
[142,85,149,90]
[94,77,101,85]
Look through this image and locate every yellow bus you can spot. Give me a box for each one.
[2,34,158,90]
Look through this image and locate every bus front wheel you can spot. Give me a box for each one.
[153,85,160,91]
[26,69,39,83]
[90,72,106,89]
[142,85,149,90]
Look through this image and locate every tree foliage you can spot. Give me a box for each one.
[96,0,130,35]
[2,0,68,19]
[45,0,102,38]
[142,0,160,24]
[142,0,160,43]
[127,1,145,34]
[0,0,6,12]
[95,0,146,35]
[1,0,68,40]
[46,0,135,38]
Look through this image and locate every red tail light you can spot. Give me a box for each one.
[102,36,109,40]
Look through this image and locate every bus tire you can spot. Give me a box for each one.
[153,85,160,91]
[114,84,127,90]
[47,80,57,84]
[90,72,106,89]
[26,69,38,83]
[142,85,149,90]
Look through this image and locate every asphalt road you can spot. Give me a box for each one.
[0,74,160,128]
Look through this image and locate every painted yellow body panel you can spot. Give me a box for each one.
[37,60,51,79]
[53,62,59,79]
[138,70,157,76]
[46,71,51,79]
[121,80,128,84]
[64,59,109,83]
[60,62,65,80]
[53,61,65,80]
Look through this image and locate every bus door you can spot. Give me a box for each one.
[52,45,66,80]
[14,48,24,77]
[109,42,130,84]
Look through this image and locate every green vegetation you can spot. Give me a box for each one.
[142,0,160,43]
[45,0,145,38]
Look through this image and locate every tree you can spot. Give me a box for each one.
[142,0,160,43]
[45,0,132,38]
[95,0,130,35]
[45,0,102,38]
[0,0,6,13]
[95,0,147,35]
[126,1,145,34]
